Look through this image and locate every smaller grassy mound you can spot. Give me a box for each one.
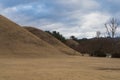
[24,27,80,55]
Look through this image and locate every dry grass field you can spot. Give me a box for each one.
[0,56,120,80]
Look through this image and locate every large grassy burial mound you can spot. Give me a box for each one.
[0,15,68,58]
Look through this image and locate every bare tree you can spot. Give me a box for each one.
[105,18,119,38]
[96,31,101,38]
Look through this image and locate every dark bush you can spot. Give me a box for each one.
[112,53,120,58]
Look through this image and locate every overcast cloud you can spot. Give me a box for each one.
[0,0,120,38]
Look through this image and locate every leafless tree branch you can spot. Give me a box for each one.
[105,17,119,38]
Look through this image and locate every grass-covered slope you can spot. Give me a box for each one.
[0,15,66,58]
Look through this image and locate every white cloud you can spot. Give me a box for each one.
[108,0,120,3]
[1,0,119,38]
[79,0,100,9]
[54,0,100,10]
[80,12,110,33]
[55,12,111,38]
[40,23,64,31]
[53,11,110,38]
[1,7,18,14]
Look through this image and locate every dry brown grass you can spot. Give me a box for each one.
[0,56,120,80]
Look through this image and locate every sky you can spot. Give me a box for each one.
[0,0,120,39]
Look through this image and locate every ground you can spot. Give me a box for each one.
[0,56,120,80]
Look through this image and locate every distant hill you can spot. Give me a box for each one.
[0,15,68,58]
[24,27,80,55]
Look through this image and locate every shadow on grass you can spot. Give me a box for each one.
[97,67,120,71]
